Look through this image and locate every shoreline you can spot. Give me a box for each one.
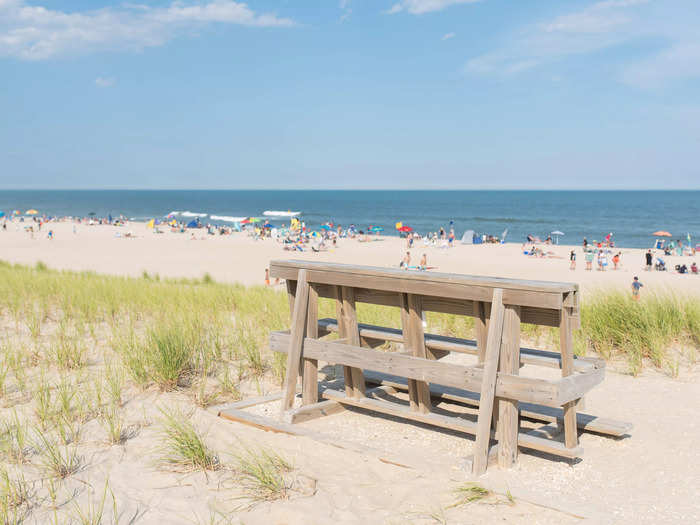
[1,220,697,295]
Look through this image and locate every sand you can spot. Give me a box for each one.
[1,220,698,524]
[1,220,697,295]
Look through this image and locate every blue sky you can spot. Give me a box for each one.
[1,0,699,189]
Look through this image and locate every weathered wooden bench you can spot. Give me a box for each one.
[250,260,630,474]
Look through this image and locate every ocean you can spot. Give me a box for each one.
[1,190,698,249]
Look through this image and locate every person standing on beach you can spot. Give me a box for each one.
[631,276,643,300]
[570,250,576,270]
[265,268,270,286]
[645,250,653,271]
[612,252,621,270]
[585,249,594,270]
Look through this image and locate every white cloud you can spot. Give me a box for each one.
[441,32,455,41]
[95,76,116,88]
[0,1,294,60]
[464,0,700,87]
[339,0,351,22]
[387,0,480,15]
[621,42,700,88]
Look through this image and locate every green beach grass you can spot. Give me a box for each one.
[0,258,697,520]
[0,259,697,385]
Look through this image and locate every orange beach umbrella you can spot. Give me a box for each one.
[25,209,38,215]
[652,231,672,237]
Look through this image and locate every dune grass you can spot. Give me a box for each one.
[578,290,700,374]
[235,447,293,503]
[157,407,220,472]
[0,260,698,393]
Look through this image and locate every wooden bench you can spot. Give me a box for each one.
[257,260,631,474]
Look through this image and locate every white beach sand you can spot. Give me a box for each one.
[1,220,698,524]
[1,220,697,295]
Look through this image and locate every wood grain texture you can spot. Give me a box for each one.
[401,293,432,413]
[302,283,319,405]
[269,260,577,310]
[361,370,632,437]
[269,332,566,406]
[560,307,579,449]
[472,289,505,475]
[280,270,309,413]
[342,286,366,398]
[497,304,521,468]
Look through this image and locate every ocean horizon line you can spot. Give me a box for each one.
[3,188,700,193]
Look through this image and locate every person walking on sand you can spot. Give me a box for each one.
[645,249,653,271]
[631,276,643,301]
[569,249,576,270]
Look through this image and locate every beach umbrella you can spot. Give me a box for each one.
[652,231,672,237]
[248,217,262,223]
[370,226,384,232]
[398,225,413,232]
[0,211,4,218]
[320,224,331,230]
[395,222,403,230]
[25,209,38,215]
[551,230,564,244]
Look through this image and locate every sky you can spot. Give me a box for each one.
[1,0,699,190]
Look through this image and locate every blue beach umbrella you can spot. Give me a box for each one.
[370,226,384,232]
[320,224,331,230]
[0,211,4,218]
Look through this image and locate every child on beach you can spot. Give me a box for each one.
[612,252,621,270]
[400,251,411,269]
[631,276,643,300]
[569,250,576,270]
[419,253,427,271]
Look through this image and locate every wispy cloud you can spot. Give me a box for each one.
[387,0,480,15]
[339,0,352,22]
[95,76,116,88]
[441,32,456,41]
[463,0,700,88]
[0,1,294,60]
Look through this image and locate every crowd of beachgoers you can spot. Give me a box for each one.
[3,211,698,285]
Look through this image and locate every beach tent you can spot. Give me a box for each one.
[461,230,475,245]
[186,219,198,228]
[147,219,155,229]
[551,230,564,244]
